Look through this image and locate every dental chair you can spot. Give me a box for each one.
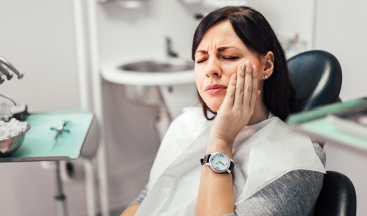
[287,50,357,216]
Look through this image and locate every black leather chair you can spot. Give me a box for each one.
[314,171,357,216]
[287,50,357,216]
[287,50,342,113]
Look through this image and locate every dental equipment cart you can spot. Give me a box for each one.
[0,110,94,216]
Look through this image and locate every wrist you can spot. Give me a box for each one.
[206,138,233,157]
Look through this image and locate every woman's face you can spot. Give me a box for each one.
[194,21,268,111]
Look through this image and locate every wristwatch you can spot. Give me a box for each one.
[200,151,234,174]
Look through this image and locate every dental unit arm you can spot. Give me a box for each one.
[0,56,28,121]
[0,56,24,84]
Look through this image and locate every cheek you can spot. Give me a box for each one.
[194,70,204,90]
[222,64,239,75]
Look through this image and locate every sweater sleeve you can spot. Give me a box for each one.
[234,142,326,216]
[129,184,148,206]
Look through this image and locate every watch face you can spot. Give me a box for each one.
[209,152,230,173]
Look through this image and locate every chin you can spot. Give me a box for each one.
[200,95,224,112]
[205,101,222,112]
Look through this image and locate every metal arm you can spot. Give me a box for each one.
[0,56,24,83]
[0,63,13,80]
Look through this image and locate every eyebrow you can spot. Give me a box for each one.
[196,46,239,54]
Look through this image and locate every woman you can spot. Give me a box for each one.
[122,6,325,216]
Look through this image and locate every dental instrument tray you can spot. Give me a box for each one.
[0,110,94,162]
[286,97,367,153]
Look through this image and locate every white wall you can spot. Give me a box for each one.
[315,0,367,101]
[0,0,80,111]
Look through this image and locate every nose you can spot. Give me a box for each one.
[205,57,221,78]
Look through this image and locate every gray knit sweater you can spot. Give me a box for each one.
[131,142,325,216]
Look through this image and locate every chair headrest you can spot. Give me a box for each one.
[287,50,342,113]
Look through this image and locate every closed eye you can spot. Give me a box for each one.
[196,58,208,64]
[222,56,239,60]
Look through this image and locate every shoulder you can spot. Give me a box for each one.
[235,138,325,216]
[236,168,323,215]
[234,119,326,215]
[234,134,326,216]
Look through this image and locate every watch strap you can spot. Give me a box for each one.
[228,160,234,173]
[200,153,211,165]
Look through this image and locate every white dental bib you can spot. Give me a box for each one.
[136,107,325,216]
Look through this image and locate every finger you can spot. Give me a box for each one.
[242,61,254,108]
[233,63,246,109]
[220,72,237,110]
[249,64,258,108]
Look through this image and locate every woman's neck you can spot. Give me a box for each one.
[248,98,268,126]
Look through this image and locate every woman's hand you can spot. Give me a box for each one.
[120,204,139,216]
[209,61,258,150]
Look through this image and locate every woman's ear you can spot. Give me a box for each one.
[263,51,274,79]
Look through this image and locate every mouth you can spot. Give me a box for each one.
[205,84,227,95]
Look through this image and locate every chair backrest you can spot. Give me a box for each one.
[287,51,356,215]
[314,171,357,216]
[287,50,343,113]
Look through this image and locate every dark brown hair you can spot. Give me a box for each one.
[192,6,295,121]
